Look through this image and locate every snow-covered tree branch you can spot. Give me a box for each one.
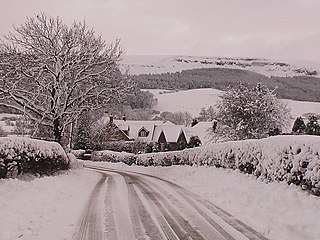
[211,83,291,141]
[0,13,134,144]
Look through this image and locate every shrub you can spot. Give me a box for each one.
[91,150,137,164]
[91,136,320,196]
[213,83,290,141]
[187,135,202,148]
[0,137,69,178]
[92,140,147,154]
[70,149,86,159]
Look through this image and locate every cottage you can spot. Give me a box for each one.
[99,114,189,150]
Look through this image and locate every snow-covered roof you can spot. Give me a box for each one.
[152,125,186,142]
[112,119,175,142]
[185,121,214,145]
[97,115,213,144]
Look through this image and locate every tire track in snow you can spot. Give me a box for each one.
[131,174,206,240]
[85,165,269,240]
[72,172,106,240]
[104,176,117,240]
[156,176,270,240]
[100,165,269,240]
[108,172,136,240]
[133,174,236,240]
[93,167,209,239]
[123,175,166,240]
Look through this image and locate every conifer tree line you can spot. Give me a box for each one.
[292,115,320,136]
[133,68,320,102]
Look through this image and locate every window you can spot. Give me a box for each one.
[138,128,149,137]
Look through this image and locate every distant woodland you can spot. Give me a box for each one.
[132,68,320,102]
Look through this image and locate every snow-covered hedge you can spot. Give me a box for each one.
[92,135,320,195]
[0,137,70,178]
[91,150,136,165]
[70,149,86,159]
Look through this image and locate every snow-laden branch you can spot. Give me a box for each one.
[0,13,133,143]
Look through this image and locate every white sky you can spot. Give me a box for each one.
[0,0,319,61]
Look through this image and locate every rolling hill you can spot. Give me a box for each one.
[147,88,320,119]
[121,55,320,103]
[120,55,319,78]
[134,68,320,102]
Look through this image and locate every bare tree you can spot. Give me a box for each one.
[172,111,193,126]
[0,13,134,144]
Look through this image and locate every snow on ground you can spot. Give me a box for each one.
[86,161,320,240]
[0,113,23,120]
[148,88,222,116]
[120,55,320,78]
[0,169,101,240]
[147,88,320,118]
[282,99,320,118]
[0,121,16,134]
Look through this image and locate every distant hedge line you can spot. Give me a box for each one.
[91,136,320,196]
[0,137,70,178]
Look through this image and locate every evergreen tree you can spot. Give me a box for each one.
[306,115,320,135]
[73,110,92,150]
[207,106,215,121]
[292,116,306,134]
[187,136,202,148]
[199,107,208,121]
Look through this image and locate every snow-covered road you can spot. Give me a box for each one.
[78,164,268,240]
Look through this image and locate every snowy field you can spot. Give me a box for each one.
[85,161,320,240]
[120,55,320,78]
[147,88,320,119]
[0,169,100,240]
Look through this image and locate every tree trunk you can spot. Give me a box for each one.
[53,118,62,144]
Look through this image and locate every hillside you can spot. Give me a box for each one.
[120,55,319,78]
[147,88,320,119]
[134,68,320,102]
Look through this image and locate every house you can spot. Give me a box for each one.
[99,114,188,150]
[152,125,188,151]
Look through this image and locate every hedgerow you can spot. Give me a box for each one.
[0,137,70,178]
[91,135,320,196]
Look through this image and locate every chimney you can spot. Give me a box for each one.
[109,113,113,123]
[122,114,126,121]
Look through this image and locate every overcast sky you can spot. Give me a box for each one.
[1,0,319,61]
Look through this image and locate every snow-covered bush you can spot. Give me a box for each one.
[70,149,86,159]
[92,135,320,195]
[212,83,290,141]
[67,153,83,169]
[91,150,136,166]
[98,140,147,154]
[0,137,69,178]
